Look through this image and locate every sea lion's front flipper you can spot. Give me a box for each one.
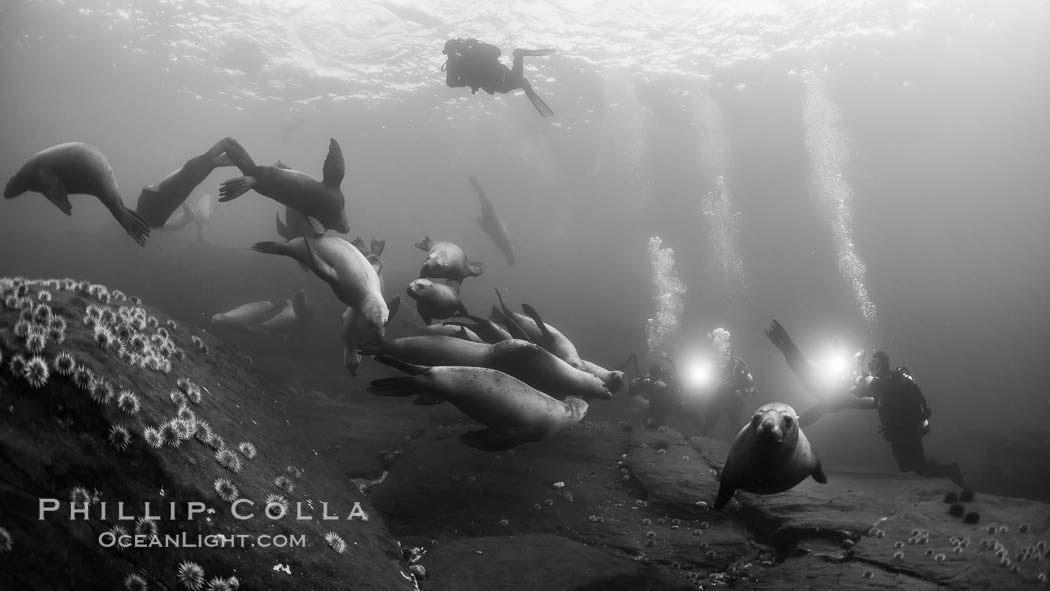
[812,459,828,484]
[305,216,326,237]
[370,239,385,257]
[350,237,368,254]
[212,153,235,167]
[415,236,433,252]
[467,261,486,277]
[386,295,401,323]
[218,176,256,202]
[221,138,257,173]
[521,303,553,339]
[303,237,338,284]
[460,428,526,452]
[36,169,71,215]
[321,138,345,187]
[713,481,736,511]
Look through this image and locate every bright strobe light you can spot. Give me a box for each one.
[679,356,716,393]
[816,349,862,388]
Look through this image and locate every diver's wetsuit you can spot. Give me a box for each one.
[628,368,683,428]
[695,357,756,437]
[858,370,966,487]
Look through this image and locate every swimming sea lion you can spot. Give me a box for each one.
[470,176,517,266]
[341,241,400,375]
[162,194,216,242]
[407,278,467,324]
[765,318,865,401]
[4,142,150,246]
[219,138,349,234]
[577,359,627,393]
[362,337,611,401]
[136,137,244,228]
[258,290,313,335]
[492,290,541,341]
[211,299,282,334]
[519,302,585,369]
[367,356,588,451]
[714,402,827,510]
[416,236,485,281]
[417,323,484,342]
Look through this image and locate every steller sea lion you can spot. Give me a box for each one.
[407,278,467,324]
[5,142,150,246]
[416,236,485,281]
[136,137,244,228]
[470,176,517,266]
[367,356,588,451]
[219,138,349,234]
[362,337,612,401]
[714,402,827,510]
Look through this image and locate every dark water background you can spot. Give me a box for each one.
[1,1,1048,492]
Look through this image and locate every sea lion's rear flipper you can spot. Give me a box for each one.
[521,303,553,339]
[350,237,368,254]
[302,236,337,284]
[370,355,431,376]
[115,205,151,247]
[467,261,486,277]
[460,428,526,452]
[812,459,828,484]
[713,481,736,511]
[415,236,433,252]
[36,169,71,215]
[520,79,554,118]
[491,300,532,343]
[251,241,288,257]
[386,295,401,323]
[321,138,345,187]
[367,377,424,397]
[218,176,256,202]
[305,216,326,237]
[370,239,386,257]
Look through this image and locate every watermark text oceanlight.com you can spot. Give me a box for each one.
[98,531,307,549]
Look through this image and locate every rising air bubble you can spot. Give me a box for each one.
[646,237,686,357]
[802,70,878,325]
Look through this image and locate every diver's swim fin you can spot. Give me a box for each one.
[520,79,554,118]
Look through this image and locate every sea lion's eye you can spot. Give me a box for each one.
[784,416,794,427]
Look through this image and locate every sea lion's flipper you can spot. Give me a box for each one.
[367,377,423,397]
[812,459,828,484]
[491,301,532,343]
[291,290,311,318]
[713,481,736,511]
[460,428,526,452]
[370,239,385,257]
[274,160,292,170]
[495,288,514,317]
[350,237,368,254]
[36,169,71,215]
[275,212,292,240]
[413,393,444,406]
[369,355,431,376]
[218,176,256,202]
[302,236,337,284]
[764,318,822,400]
[451,327,471,341]
[415,236,433,252]
[467,261,486,277]
[520,78,554,118]
[521,303,552,339]
[251,241,289,257]
[305,216,326,237]
[212,153,235,167]
[387,295,401,323]
[115,205,151,247]
[321,138,345,187]
[221,138,257,173]
[456,301,470,318]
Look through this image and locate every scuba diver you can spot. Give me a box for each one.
[694,355,757,438]
[441,38,556,117]
[854,350,967,488]
[625,358,685,429]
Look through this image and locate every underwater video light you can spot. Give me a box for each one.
[679,355,716,393]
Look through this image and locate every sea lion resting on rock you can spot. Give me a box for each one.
[368,356,588,451]
[714,402,827,510]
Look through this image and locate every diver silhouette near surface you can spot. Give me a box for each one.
[442,38,556,117]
